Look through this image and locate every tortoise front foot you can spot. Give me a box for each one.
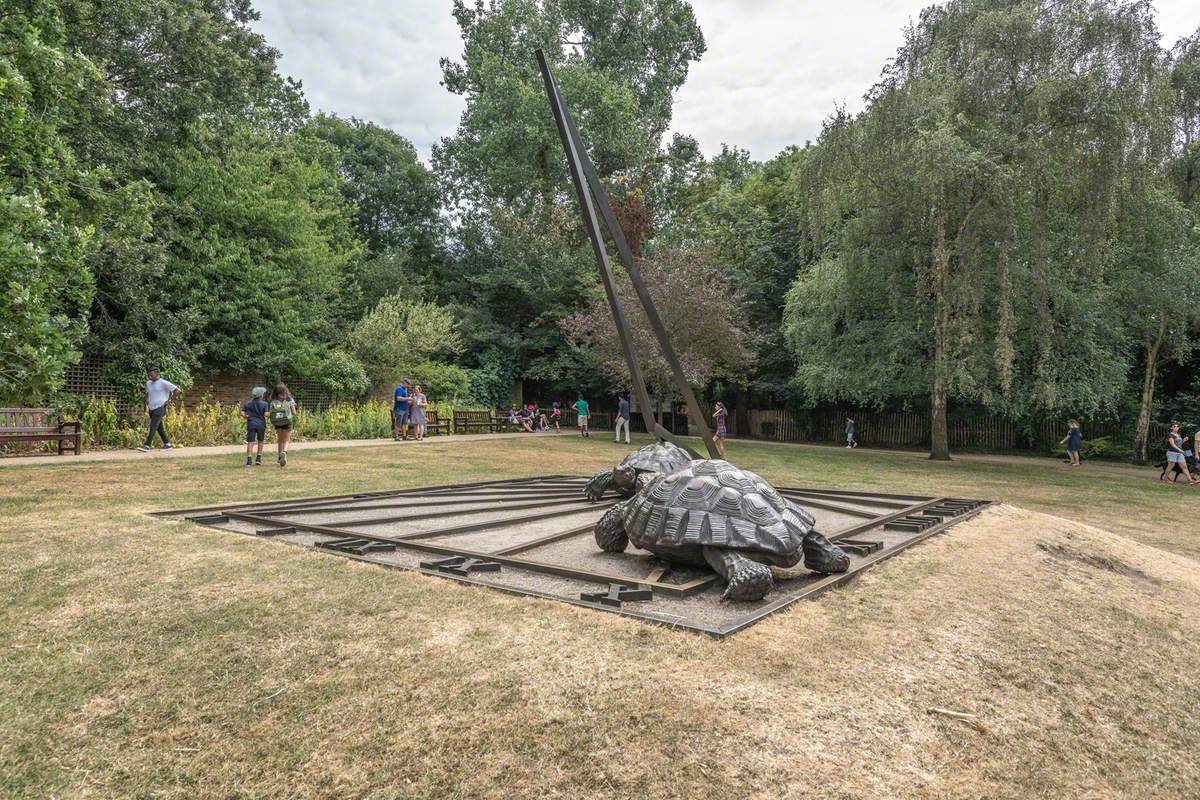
[584,470,614,502]
[594,504,629,552]
[723,561,773,601]
[803,531,849,574]
[703,547,774,601]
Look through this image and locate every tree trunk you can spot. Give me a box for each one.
[930,371,950,461]
[735,387,750,439]
[1132,318,1166,465]
[655,396,664,429]
[929,208,951,461]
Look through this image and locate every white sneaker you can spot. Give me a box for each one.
[137,445,150,453]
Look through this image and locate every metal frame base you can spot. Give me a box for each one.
[152,475,991,637]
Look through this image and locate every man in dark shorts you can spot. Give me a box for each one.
[394,379,411,441]
[241,387,269,466]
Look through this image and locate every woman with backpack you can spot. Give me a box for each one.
[268,384,297,467]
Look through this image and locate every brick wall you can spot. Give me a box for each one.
[63,358,334,415]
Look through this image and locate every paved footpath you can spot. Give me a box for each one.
[0,432,542,468]
[0,431,1153,479]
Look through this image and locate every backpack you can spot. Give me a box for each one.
[269,399,293,427]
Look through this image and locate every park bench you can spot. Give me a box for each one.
[425,410,451,436]
[453,409,496,434]
[494,412,527,432]
[0,408,82,455]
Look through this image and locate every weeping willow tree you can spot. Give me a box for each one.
[1125,28,1200,463]
[784,0,1165,459]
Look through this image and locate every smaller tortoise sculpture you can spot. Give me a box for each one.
[584,440,694,502]
[594,459,850,601]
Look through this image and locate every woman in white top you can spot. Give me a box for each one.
[410,384,428,441]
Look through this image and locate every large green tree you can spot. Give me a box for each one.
[784,0,1161,459]
[304,114,444,313]
[1127,27,1200,461]
[0,0,97,403]
[55,0,315,394]
[157,126,361,378]
[433,0,706,393]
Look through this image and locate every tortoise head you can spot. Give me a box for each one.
[611,465,639,493]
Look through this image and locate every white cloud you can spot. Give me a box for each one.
[252,0,1199,163]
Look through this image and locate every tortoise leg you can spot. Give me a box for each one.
[703,547,773,601]
[584,470,614,502]
[594,503,629,553]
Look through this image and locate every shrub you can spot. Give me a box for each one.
[316,349,370,398]
[352,295,463,389]
[410,360,470,402]
[465,346,517,407]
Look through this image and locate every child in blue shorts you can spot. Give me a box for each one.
[240,387,269,466]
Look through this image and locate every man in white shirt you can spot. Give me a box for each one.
[138,368,180,452]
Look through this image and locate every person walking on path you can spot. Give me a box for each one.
[575,394,590,437]
[240,386,269,466]
[268,384,297,467]
[614,394,631,444]
[1163,423,1198,485]
[845,416,857,449]
[551,402,562,433]
[713,401,728,457]
[393,380,411,441]
[1059,420,1083,466]
[138,368,180,452]
[409,384,428,441]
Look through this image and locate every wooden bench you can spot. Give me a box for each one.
[453,409,496,434]
[0,408,81,455]
[425,409,451,436]
[494,413,527,432]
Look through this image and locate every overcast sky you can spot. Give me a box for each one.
[252,0,1198,163]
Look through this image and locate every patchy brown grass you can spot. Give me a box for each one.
[1,436,1198,798]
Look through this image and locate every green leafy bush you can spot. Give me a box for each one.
[352,295,463,390]
[409,360,470,402]
[316,349,370,398]
[465,346,517,408]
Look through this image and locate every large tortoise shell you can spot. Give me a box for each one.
[621,459,814,560]
[616,441,693,475]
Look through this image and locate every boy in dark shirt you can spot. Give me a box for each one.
[241,387,269,466]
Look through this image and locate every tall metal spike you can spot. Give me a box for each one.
[536,49,719,459]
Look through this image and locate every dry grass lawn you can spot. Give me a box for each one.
[2,435,1198,798]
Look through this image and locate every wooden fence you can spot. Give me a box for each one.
[744,408,1172,453]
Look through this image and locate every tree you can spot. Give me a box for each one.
[154,126,361,380]
[352,296,464,391]
[0,1,97,403]
[784,0,1161,459]
[304,114,445,313]
[1127,29,1200,462]
[560,245,753,424]
[432,0,706,398]
[667,145,818,417]
[1121,189,1200,462]
[56,0,310,391]
[435,0,705,210]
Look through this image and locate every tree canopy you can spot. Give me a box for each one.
[5,0,1200,462]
